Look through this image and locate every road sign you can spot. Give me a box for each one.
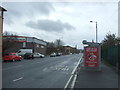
[84,47,98,67]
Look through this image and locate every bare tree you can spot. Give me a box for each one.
[54,39,64,47]
[46,42,56,55]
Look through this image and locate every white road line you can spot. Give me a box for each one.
[70,74,77,89]
[64,74,73,90]
[62,68,65,71]
[13,77,23,82]
[66,68,69,71]
[64,55,83,90]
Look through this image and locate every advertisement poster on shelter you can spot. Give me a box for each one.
[84,47,98,67]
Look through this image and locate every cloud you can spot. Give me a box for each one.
[25,19,75,32]
[2,2,54,25]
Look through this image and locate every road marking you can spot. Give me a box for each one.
[66,68,69,71]
[36,62,40,63]
[42,68,47,71]
[64,55,83,90]
[62,68,65,71]
[70,74,77,89]
[13,77,23,82]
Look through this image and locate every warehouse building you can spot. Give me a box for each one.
[3,36,47,55]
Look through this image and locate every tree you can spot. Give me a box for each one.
[101,33,118,49]
[46,39,65,55]
[46,42,56,55]
[54,39,64,47]
[54,39,65,53]
[3,31,18,55]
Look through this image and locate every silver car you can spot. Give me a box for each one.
[34,53,45,58]
[50,53,56,57]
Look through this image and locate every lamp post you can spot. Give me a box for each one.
[90,21,98,43]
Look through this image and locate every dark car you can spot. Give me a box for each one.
[24,53,34,59]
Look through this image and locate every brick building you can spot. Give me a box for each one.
[3,36,47,55]
[58,46,80,54]
[62,45,80,55]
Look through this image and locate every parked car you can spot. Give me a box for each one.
[24,53,34,59]
[56,53,62,56]
[3,53,22,62]
[50,53,56,57]
[34,53,45,58]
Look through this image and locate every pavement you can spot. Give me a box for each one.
[2,54,83,88]
[74,61,118,88]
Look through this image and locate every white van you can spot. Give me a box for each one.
[17,49,33,56]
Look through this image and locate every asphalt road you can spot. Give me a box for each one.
[2,53,83,88]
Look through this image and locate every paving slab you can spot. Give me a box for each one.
[74,63,118,88]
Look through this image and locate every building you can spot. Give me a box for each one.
[26,37,47,54]
[0,7,7,59]
[3,36,47,55]
[0,6,6,90]
[63,45,80,54]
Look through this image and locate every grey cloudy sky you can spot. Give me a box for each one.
[2,2,118,49]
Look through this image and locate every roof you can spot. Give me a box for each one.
[3,35,47,44]
[3,36,26,38]
[0,6,7,11]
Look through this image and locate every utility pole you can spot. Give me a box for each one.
[90,21,98,43]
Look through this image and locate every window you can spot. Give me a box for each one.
[18,51,21,53]
[41,46,44,48]
[36,44,39,47]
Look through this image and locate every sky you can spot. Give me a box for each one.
[1,1,118,49]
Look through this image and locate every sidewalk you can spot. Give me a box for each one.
[74,63,118,88]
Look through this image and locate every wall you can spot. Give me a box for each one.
[3,40,47,55]
[0,13,2,60]
[26,42,46,55]
[4,42,23,54]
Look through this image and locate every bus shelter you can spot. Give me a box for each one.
[82,40,101,71]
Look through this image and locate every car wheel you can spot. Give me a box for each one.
[19,59,21,61]
[12,59,15,62]
[3,60,6,62]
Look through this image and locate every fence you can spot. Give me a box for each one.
[101,45,119,68]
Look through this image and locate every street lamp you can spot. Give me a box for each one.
[90,21,98,43]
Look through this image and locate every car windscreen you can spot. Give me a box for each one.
[14,54,18,56]
[5,54,12,56]
[25,53,32,55]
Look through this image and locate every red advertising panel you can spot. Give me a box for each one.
[84,47,98,67]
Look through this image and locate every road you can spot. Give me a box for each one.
[2,53,83,88]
